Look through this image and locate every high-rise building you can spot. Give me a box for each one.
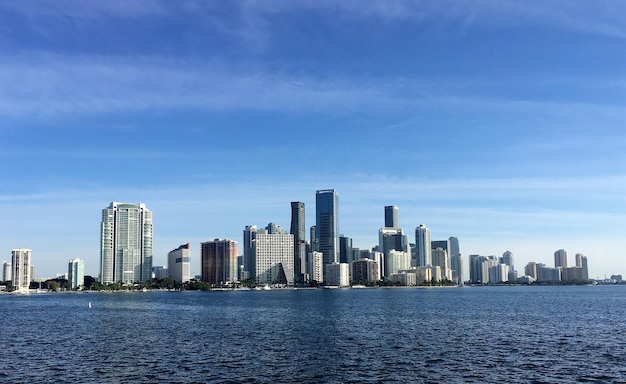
[431,247,452,280]
[415,224,432,267]
[351,259,379,284]
[265,222,287,234]
[68,258,85,290]
[201,239,238,286]
[469,254,498,284]
[448,237,462,285]
[554,249,568,268]
[525,262,538,280]
[324,263,349,287]
[385,250,411,278]
[152,266,168,279]
[384,205,398,228]
[100,202,153,284]
[12,249,32,291]
[316,189,339,266]
[168,243,191,284]
[307,251,324,284]
[501,251,514,271]
[254,233,294,286]
[243,225,257,281]
[575,253,589,281]
[2,261,11,282]
[290,202,306,284]
[339,235,353,264]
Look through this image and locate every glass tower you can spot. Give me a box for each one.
[290,202,306,283]
[100,202,153,284]
[316,189,339,266]
[384,205,398,228]
[415,224,431,267]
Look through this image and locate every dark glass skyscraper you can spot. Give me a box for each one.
[290,201,306,283]
[339,235,353,264]
[384,205,398,228]
[243,225,257,280]
[316,189,338,266]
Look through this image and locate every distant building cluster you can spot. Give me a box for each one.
[1,190,596,291]
[469,249,589,285]
[205,189,465,287]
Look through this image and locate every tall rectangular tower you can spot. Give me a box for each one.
[201,239,238,285]
[12,249,31,291]
[2,261,11,282]
[243,225,257,281]
[554,249,568,268]
[384,205,398,228]
[254,233,295,286]
[415,224,432,267]
[168,243,191,284]
[68,258,85,290]
[448,237,463,285]
[100,202,153,284]
[290,202,306,283]
[316,189,339,266]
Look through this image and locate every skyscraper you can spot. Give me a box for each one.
[254,233,294,286]
[554,249,568,268]
[431,247,452,280]
[316,189,339,266]
[2,261,11,282]
[448,237,463,285]
[575,253,589,281]
[290,202,306,283]
[243,225,257,281]
[415,224,431,267]
[68,258,85,290]
[384,205,399,228]
[501,251,514,271]
[100,202,153,284]
[201,239,238,285]
[339,235,353,264]
[168,243,191,284]
[12,249,32,291]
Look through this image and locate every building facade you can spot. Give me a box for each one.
[575,253,589,281]
[307,251,324,284]
[385,250,411,278]
[448,237,463,285]
[351,259,379,284]
[100,202,153,284]
[12,249,32,291]
[415,224,432,267]
[201,239,238,286]
[325,263,349,287]
[2,261,11,282]
[243,225,257,281]
[554,249,568,268]
[290,202,306,283]
[67,258,84,290]
[316,189,339,266]
[384,205,399,228]
[254,233,294,286]
[168,243,191,284]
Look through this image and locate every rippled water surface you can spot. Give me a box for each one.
[2,286,626,383]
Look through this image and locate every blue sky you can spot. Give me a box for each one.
[2,1,626,279]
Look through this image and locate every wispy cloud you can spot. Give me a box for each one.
[2,53,626,124]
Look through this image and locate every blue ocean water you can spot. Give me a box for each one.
[1,286,625,383]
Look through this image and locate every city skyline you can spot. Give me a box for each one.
[2,2,626,279]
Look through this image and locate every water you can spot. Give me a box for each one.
[1,286,626,383]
